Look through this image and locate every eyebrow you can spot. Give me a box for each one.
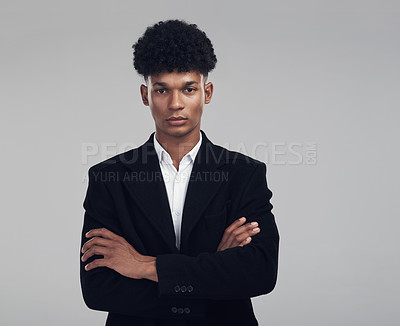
[152,81,199,87]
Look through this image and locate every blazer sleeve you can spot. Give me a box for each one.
[156,162,279,300]
[80,167,207,318]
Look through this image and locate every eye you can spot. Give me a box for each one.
[185,87,196,93]
[156,88,166,94]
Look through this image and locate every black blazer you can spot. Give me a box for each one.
[80,130,279,326]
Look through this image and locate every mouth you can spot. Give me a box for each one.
[166,116,188,126]
[166,116,188,121]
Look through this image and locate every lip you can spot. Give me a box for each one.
[167,118,187,126]
[166,116,187,121]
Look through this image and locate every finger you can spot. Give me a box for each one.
[233,226,260,245]
[81,245,110,262]
[86,228,121,241]
[219,217,246,248]
[238,237,252,247]
[84,258,108,271]
[234,221,259,237]
[224,217,246,234]
[232,223,260,246]
[224,222,259,248]
[82,236,114,253]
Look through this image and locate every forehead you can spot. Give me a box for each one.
[147,70,204,86]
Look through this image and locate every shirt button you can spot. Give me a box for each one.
[171,306,178,314]
[177,307,184,314]
[187,285,193,292]
[180,285,187,292]
[184,307,191,314]
[174,285,181,293]
[174,211,180,216]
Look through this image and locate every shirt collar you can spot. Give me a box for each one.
[153,132,202,164]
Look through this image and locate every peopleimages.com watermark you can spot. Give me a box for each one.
[81,141,318,166]
[88,170,229,183]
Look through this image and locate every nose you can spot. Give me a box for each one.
[169,90,184,110]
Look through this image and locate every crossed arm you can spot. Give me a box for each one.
[81,217,261,282]
[80,162,278,316]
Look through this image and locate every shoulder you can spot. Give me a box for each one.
[203,142,267,184]
[211,143,266,170]
[87,147,139,175]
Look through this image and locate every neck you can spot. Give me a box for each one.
[155,129,201,168]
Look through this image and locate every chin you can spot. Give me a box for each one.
[169,129,190,137]
[159,123,199,138]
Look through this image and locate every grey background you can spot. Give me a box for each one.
[1,0,399,325]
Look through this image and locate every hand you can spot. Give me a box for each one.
[81,228,157,281]
[217,217,260,252]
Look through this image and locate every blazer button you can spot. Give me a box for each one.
[180,285,187,292]
[187,285,193,292]
[184,307,191,314]
[171,307,178,314]
[174,285,181,293]
[177,307,184,314]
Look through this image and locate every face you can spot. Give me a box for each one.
[140,70,213,142]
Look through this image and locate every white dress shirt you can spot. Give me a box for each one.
[153,132,203,250]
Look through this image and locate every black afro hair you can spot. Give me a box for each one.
[133,19,217,79]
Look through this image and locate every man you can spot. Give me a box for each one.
[80,20,279,326]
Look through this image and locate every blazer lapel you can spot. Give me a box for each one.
[122,133,178,253]
[180,130,227,250]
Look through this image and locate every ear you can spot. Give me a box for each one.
[140,84,149,106]
[204,82,214,104]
